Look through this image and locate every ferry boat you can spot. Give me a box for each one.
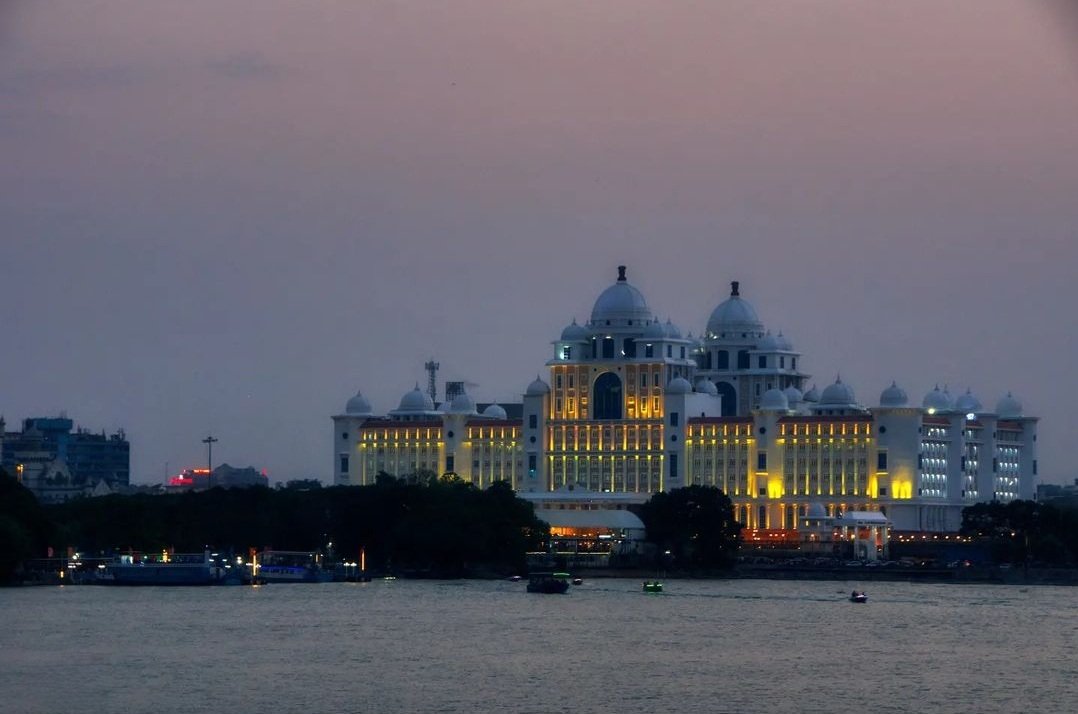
[252,550,331,584]
[105,551,243,586]
[526,572,571,594]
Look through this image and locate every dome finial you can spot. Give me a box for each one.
[617,265,627,282]
[731,280,740,297]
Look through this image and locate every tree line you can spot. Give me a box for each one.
[961,498,1078,566]
[0,466,744,583]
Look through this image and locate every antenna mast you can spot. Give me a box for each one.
[424,359,440,404]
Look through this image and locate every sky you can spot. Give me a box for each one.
[1,1,1077,485]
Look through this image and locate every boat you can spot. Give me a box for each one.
[572,577,583,586]
[105,551,244,586]
[253,550,331,584]
[527,572,571,594]
[849,590,868,603]
[642,580,663,593]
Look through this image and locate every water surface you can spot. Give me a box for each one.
[2,579,1075,714]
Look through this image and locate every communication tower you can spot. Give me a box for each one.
[424,359,440,404]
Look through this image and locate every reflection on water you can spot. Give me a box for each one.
[2,579,1076,714]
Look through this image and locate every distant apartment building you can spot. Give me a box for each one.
[1,416,130,502]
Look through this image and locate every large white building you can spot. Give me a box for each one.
[333,266,1037,535]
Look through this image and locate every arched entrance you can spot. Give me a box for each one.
[593,372,623,420]
[715,381,737,417]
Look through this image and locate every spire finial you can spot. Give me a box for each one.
[731,280,740,297]
[617,265,627,282]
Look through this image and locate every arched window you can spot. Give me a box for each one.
[593,372,623,420]
[737,350,750,370]
[715,381,737,417]
[716,350,729,370]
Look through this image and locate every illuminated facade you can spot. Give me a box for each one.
[333,266,1038,534]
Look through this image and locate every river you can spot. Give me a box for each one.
[1,578,1075,714]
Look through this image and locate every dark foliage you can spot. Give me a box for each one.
[0,469,55,583]
[43,477,548,577]
[961,499,1078,566]
[638,485,742,570]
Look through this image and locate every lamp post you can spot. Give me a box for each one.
[202,435,218,475]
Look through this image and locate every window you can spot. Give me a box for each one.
[680,346,685,359]
[645,344,654,358]
[758,356,766,369]
[341,432,348,441]
[670,412,679,427]
[528,454,537,474]
[667,345,672,358]
[654,373,660,387]
[780,356,785,369]
[757,452,767,470]
[602,337,615,359]
[737,350,750,369]
[528,414,537,429]
[624,338,637,358]
[640,373,647,388]
[877,451,887,470]
[555,374,563,388]
[561,346,571,360]
[878,487,887,497]
[792,358,797,370]
[568,374,574,388]
[717,350,729,370]
[669,453,678,480]
[446,455,454,472]
[339,455,349,474]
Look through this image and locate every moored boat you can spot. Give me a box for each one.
[252,550,331,584]
[105,551,243,586]
[849,590,868,603]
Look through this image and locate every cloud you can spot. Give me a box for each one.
[206,52,284,81]
[0,63,149,96]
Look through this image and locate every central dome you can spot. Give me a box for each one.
[589,265,654,325]
[706,281,764,338]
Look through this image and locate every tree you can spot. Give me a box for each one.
[638,485,742,570]
[0,468,54,583]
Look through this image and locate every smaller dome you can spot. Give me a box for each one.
[695,379,718,396]
[345,390,373,415]
[663,318,682,339]
[398,384,434,412]
[526,376,550,396]
[922,385,953,412]
[448,391,477,414]
[954,388,982,415]
[996,392,1023,418]
[879,381,908,408]
[820,376,856,406]
[760,388,789,411]
[802,384,820,403]
[806,502,828,519]
[758,331,780,351]
[783,386,803,404]
[643,321,666,339]
[560,319,589,342]
[776,331,793,351]
[482,403,508,419]
[666,377,692,395]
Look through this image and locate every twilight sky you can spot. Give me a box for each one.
[2,1,1077,485]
